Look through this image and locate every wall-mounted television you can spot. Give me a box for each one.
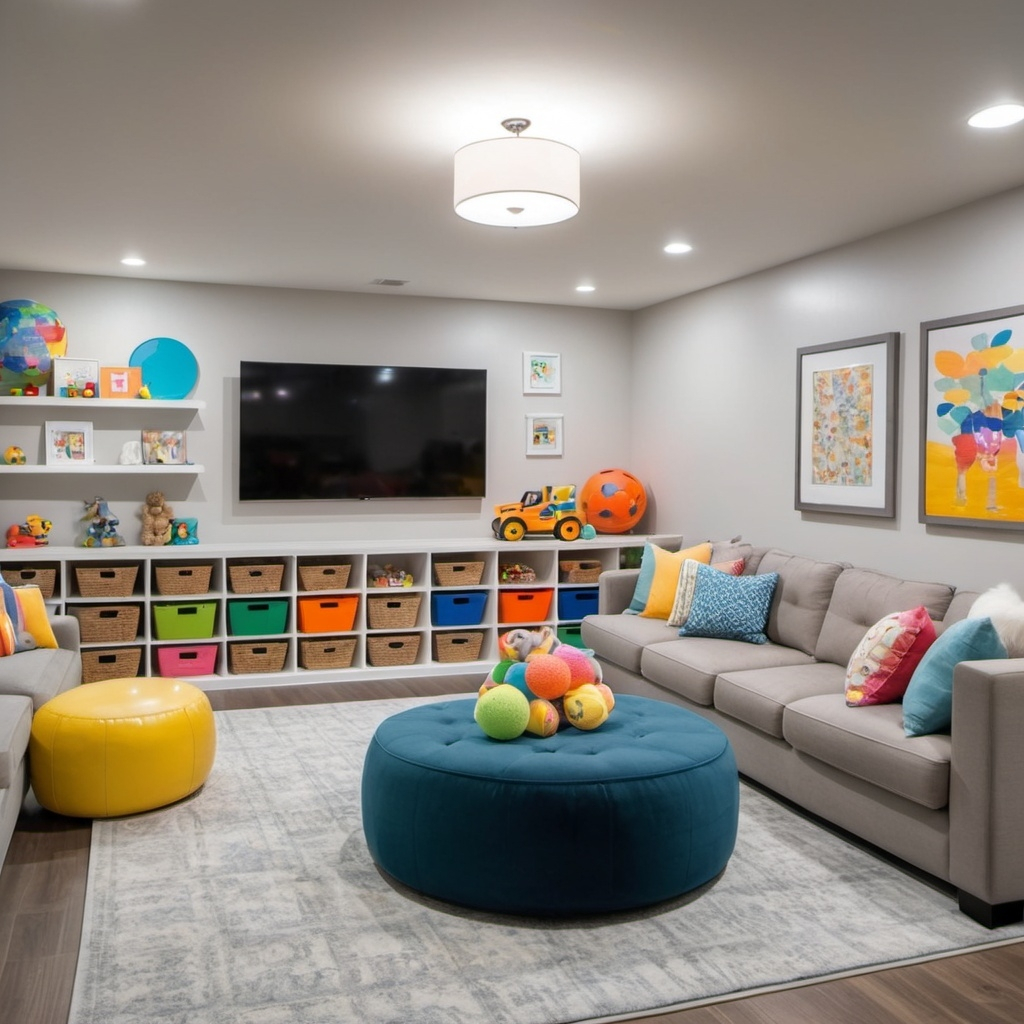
[238,361,487,501]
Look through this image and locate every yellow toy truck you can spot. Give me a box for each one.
[491,484,583,541]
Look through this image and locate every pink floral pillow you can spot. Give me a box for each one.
[845,606,937,707]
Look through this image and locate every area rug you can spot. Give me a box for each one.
[70,695,1024,1024]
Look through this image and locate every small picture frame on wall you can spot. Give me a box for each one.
[523,352,561,394]
[100,366,143,399]
[141,430,188,465]
[52,357,100,398]
[525,413,563,456]
[44,421,94,465]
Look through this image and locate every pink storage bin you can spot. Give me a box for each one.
[156,643,218,677]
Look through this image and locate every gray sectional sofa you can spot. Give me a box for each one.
[580,544,1024,928]
[0,616,82,874]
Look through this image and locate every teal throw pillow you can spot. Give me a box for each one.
[626,542,658,614]
[677,564,779,644]
[902,617,1006,736]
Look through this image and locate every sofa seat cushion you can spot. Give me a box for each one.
[640,638,816,707]
[783,694,951,810]
[713,662,844,737]
[0,647,81,710]
[580,613,678,674]
[0,694,33,790]
[758,550,847,656]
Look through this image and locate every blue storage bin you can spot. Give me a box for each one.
[431,590,487,626]
[557,587,600,621]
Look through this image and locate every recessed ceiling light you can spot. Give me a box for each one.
[968,104,1024,128]
[121,256,146,267]
[663,242,693,255]
[576,284,595,293]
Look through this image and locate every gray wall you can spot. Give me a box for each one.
[630,185,1024,592]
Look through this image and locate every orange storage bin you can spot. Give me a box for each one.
[297,595,359,633]
[498,588,553,623]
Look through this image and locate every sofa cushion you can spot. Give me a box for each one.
[640,638,816,707]
[844,606,936,707]
[757,550,847,656]
[783,694,952,810]
[678,565,779,644]
[579,613,679,674]
[0,647,81,711]
[668,558,745,627]
[0,694,33,790]
[940,588,980,631]
[714,662,844,738]
[638,542,712,619]
[814,567,955,668]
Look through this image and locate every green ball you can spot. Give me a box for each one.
[474,684,530,741]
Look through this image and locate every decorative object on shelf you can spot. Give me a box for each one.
[140,491,174,546]
[368,563,413,587]
[44,420,93,465]
[492,484,583,541]
[525,413,563,456]
[0,298,66,396]
[52,357,100,398]
[119,440,143,465]
[170,518,199,545]
[81,496,125,547]
[499,562,537,583]
[6,513,52,548]
[99,366,143,399]
[129,337,199,400]
[580,467,648,534]
[141,429,187,465]
[3,445,26,465]
[523,351,562,394]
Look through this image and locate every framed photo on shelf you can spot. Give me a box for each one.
[52,357,100,399]
[99,365,143,399]
[44,421,94,465]
[141,429,187,465]
[919,303,1024,530]
[523,352,561,394]
[525,413,563,456]
[795,333,898,517]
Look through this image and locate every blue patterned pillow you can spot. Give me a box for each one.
[677,564,779,644]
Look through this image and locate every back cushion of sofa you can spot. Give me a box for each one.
[814,567,956,667]
[938,588,981,633]
[758,550,848,656]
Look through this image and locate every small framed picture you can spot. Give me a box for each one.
[100,366,143,399]
[525,413,563,456]
[523,352,561,394]
[52,357,101,398]
[45,421,94,465]
[141,430,187,465]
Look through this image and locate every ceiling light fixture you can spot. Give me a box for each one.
[576,284,595,293]
[454,118,580,227]
[663,242,693,255]
[121,256,146,267]
[968,103,1024,128]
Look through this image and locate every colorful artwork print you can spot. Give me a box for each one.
[523,352,561,394]
[811,363,873,487]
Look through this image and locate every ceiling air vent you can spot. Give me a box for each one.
[371,278,408,287]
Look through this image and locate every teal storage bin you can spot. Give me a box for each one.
[152,602,218,641]
[228,598,289,636]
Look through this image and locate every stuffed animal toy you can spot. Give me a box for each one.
[140,490,174,546]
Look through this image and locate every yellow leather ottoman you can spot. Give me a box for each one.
[30,677,216,818]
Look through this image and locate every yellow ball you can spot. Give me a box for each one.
[563,684,610,731]
[526,698,560,737]
[3,445,26,465]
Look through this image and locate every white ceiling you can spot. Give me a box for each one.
[3,0,1024,311]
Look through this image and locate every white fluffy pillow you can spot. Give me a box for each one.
[968,583,1024,657]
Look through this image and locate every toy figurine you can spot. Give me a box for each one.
[6,514,52,548]
[170,517,199,545]
[140,491,174,545]
[81,496,125,547]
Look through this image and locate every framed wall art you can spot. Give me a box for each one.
[919,303,1024,530]
[52,357,100,398]
[795,333,898,517]
[99,365,143,399]
[523,352,561,394]
[142,430,188,465]
[45,421,94,465]
[525,413,563,456]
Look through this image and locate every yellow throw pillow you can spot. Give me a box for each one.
[13,585,58,650]
[639,542,712,619]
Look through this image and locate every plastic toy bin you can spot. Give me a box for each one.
[152,602,217,641]
[557,587,600,621]
[297,595,359,633]
[557,625,586,648]
[228,598,289,636]
[430,591,487,627]
[497,588,553,623]
[157,644,218,677]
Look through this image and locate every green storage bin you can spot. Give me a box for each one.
[557,625,587,648]
[152,601,218,641]
[228,598,289,636]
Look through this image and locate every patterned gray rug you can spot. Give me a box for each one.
[70,695,1024,1024]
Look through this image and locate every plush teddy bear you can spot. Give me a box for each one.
[140,490,174,546]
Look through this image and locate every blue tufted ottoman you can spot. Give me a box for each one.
[361,694,738,915]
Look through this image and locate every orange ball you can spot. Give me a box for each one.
[524,653,572,700]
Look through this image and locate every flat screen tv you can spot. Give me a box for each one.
[238,361,487,501]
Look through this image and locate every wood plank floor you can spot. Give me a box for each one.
[2,677,1022,1023]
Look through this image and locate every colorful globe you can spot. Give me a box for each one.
[580,468,648,534]
[0,299,67,393]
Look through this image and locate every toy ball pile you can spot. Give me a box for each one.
[474,627,614,741]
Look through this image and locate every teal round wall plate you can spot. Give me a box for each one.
[129,337,198,400]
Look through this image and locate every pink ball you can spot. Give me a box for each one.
[551,644,596,687]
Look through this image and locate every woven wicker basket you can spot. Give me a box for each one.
[299,636,357,670]
[228,562,285,594]
[433,561,485,587]
[367,593,422,630]
[1,566,57,598]
[75,565,139,598]
[154,564,213,595]
[228,640,289,674]
[366,633,420,667]
[72,604,141,643]
[81,646,142,684]
[298,563,352,591]
[559,559,603,584]
[432,630,484,663]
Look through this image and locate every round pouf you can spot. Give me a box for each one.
[30,677,216,818]
[361,694,738,915]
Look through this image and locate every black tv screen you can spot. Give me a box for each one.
[239,361,487,501]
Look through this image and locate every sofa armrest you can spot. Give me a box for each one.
[49,615,81,653]
[949,658,1024,916]
[598,569,639,615]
